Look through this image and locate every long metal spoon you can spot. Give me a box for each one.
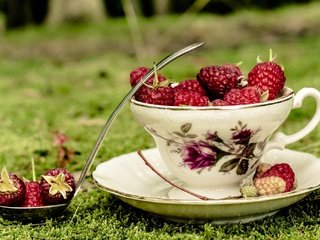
[0,42,204,222]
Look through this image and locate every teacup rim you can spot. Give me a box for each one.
[130,86,295,110]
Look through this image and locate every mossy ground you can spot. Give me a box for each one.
[0,2,320,239]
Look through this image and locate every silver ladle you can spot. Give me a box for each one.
[0,42,204,222]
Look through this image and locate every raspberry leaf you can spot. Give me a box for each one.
[257,49,277,63]
[142,63,170,89]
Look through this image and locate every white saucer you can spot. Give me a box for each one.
[92,148,320,224]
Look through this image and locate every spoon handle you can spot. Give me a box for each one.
[75,42,204,194]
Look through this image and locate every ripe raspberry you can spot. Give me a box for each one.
[254,163,295,196]
[173,89,209,106]
[248,54,286,100]
[129,66,167,87]
[0,167,26,206]
[223,86,261,105]
[40,168,76,205]
[135,85,174,106]
[197,64,242,98]
[255,176,286,195]
[22,181,44,207]
[132,65,174,106]
[211,99,228,106]
[173,79,206,96]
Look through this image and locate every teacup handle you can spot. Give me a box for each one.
[266,87,320,151]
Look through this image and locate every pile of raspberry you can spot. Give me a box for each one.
[130,53,285,107]
[0,167,75,207]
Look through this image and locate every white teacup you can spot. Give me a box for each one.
[130,87,320,198]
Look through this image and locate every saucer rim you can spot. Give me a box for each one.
[91,148,320,205]
[92,176,319,205]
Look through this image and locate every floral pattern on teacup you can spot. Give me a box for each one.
[147,121,268,175]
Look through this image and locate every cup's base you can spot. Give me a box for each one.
[167,183,241,200]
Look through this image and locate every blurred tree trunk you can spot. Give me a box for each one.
[46,0,106,25]
[153,0,170,15]
[131,0,142,15]
[104,0,170,17]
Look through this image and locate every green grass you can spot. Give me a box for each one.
[0,2,320,239]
